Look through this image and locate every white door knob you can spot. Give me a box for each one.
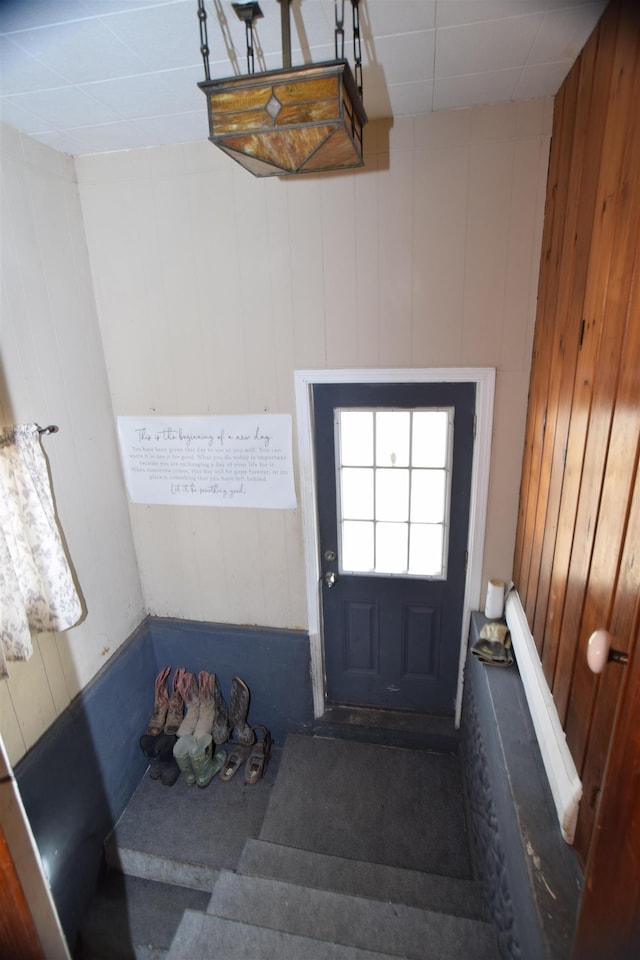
[587,629,629,674]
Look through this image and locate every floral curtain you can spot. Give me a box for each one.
[0,425,82,677]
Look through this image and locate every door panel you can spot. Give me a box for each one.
[313,381,475,715]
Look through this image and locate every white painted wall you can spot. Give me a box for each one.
[0,123,145,765]
[76,99,552,632]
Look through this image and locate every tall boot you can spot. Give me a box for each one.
[229,677,254,745]
[173,735,197,785]
[139,733,162,779]
[164,667,185,735]
[193,672,212,739]
[189,734,226,788]
[176,671,199,737]
[146,666,171,735]
[154,734,180,786]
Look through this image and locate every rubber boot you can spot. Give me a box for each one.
[176,671,199,737]
[146,666,171,735]
[139,733,162,779]
[173,735,197,785]
[189,734,225,788]
[154,734,180,786]
[229,677,254,745]
[164,667,185,735]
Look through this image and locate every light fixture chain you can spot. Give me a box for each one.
[245,18,256,74]
[334,0,345,60]
[197,0,211,81]
[352,0,363,97]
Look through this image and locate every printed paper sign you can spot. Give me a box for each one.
[117,415,297,509]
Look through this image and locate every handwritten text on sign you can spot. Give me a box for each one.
[117,415,296,509]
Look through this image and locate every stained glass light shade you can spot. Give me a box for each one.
[198,59,367,177]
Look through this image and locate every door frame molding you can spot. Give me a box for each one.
[294,367,496,725]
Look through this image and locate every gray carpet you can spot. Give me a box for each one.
[259,734,472,879]
[108,744,281,875]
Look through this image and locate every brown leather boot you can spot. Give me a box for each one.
[176,671,200,737]
[229,677,254,745]
[164,667,185,735]
[146,666,170,735]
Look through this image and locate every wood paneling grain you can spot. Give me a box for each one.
[513,0,640,874]
[0,823,45,960]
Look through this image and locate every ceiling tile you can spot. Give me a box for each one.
[373,31,435,85]
[4,86,124,128]
[365,1,436,36]
[433,67,522,111]
[435,14,543,78]
[387,80,434,117]
[30,128,88,154]
[103,3,199,72]
[150,66,203,112]
[528,2,607,64]
[133,111,208,146]
[436,1,549,29]
[0,97,52,135]
[0,36,68,94]
[0,0,93,34]
[515,60,573,98]
[79,73,196,120]
[12,18,148,84]
[60,119,156,153]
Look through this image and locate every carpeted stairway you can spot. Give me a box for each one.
[77,727,499,959]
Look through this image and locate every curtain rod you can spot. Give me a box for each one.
[37,425,59,436]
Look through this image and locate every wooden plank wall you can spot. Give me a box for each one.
[513,0,640,867]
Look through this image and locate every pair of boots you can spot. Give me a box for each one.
[173,734,226,788]
[168,670,254,746]
[146,666,185,736]
[174,670,232,742]
[139,733,180,786]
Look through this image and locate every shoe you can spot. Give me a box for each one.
[244,726,272,785]
[146,667,171,735]
[189,734,226,788]
[176,671,200,737]
[165,667,185,734]
[218,743,251,782]
[173,735,197,785]
[229,677,254,745]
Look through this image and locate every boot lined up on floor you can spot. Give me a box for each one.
[139,667,270,788]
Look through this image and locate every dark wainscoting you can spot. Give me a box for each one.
[14,616,313,952]
[147,617,314,745]
[461,612,582,960]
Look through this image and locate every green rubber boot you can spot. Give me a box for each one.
[173,735,197,785]
[189,734,226,788]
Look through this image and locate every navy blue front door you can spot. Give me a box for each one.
[313,381,475,715]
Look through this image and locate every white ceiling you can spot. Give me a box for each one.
[0,0,606,157]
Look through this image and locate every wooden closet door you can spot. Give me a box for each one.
[0,822,45,960]
[513,0,640,871]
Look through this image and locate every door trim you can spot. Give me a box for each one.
[294,367,496,725]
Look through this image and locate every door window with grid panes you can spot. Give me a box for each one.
[335,408,453,578]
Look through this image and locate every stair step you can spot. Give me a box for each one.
[167,911,408,960]
[206,871,498,960]
[77,873,210,960]
[103,749,279,890]
[238,838,487,920]
[105,836,221,892]
[314,706,460,754]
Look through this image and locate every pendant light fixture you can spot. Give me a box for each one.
[197,0,367,176]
